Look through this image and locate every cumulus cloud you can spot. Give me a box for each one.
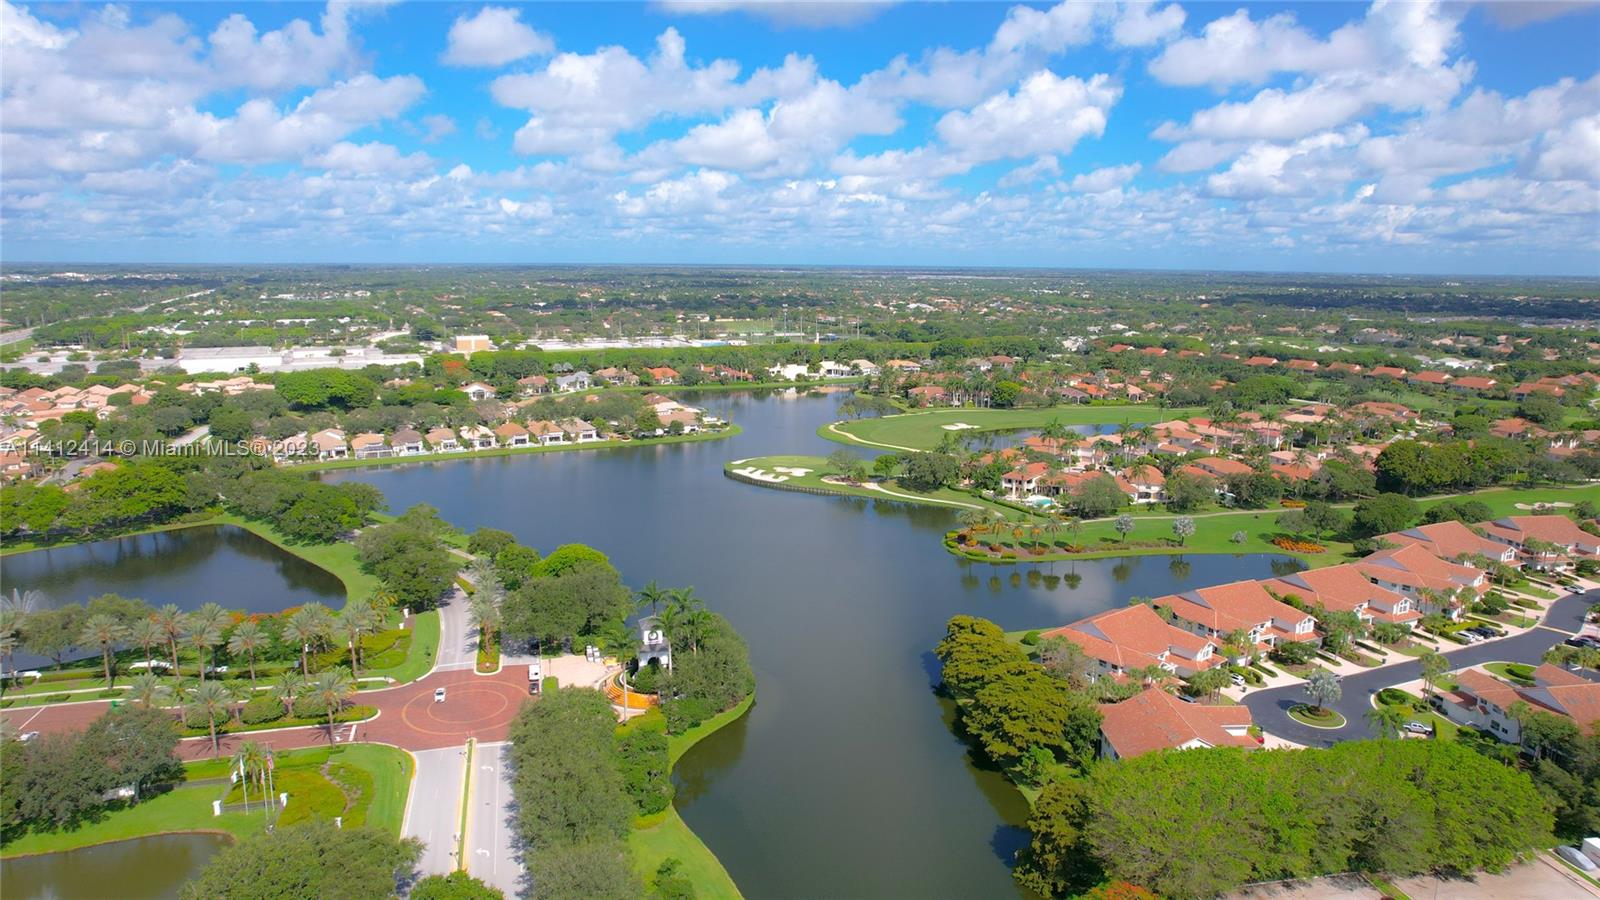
[442,6,553,67]
[937,71,1120,163]
[1070,162,1142,192]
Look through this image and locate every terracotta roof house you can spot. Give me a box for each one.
[1489,417,1550,440]
[1157,580,1318,650]
[516,375,550,395]
[1368,366,1408,379]
[1327,362,1364,374]
[1407,370,1452,386]
[1244,356,1278,367]
[459,424,497,449]
[1477,515,1600,571]
[1441,665,1600,743]
[558,418,600,442]
[463,382,497,402]
[1285,359,1319,371]
[1097,687,1256,760]
[1357,544,1486,617]
[1513,382,1563,400]
[1380,521,1520,568]
[645,366,680,385]
[425,427,460,452]
[1264,565,1421,628]
[525,420,566,445]
[1178,457,1256,493]
[391,428,425,455]
[1040,604,1222,679]
[1122,465,1166,504]
[310,429,348,461]
[350,432,391,459]
[1449,376,1499,394]
[494,421,531,447]
[1002,461,1053,498]
[907,385,950,406]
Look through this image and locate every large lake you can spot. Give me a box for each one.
[319,390,1302,898]
[0,833,229,900]
[1,525,346,669]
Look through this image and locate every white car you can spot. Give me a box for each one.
[1403,722,1432,735]
[433,687,446,703]
[19,731,39,743]
[1229,673,1246,687]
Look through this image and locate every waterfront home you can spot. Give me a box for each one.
[1477,515,1600,571]
[517,374,550,396]
[555,371,592,392]
[1122,465,1166,504]
[310,429,348,461]
[425,427,460,452]
[884,359,922,373]
[460,425,497,449]
[1356,544,1485,618]
[463,382,497,401]
[658,408,702,433]
[351,432,391,459]
[1380,521,1521,568]
[850,359,881,376]
[391,428,425,456]
[1156,581,1319,652]
[1001,461,1051,498]
[645,366,680,385]
[1097,686,1256,760]
[907,385,950,406]
[1440,664,1599,743]
[1041,604,1223,680]
[558,418,600,442]
[494,421,531,447]
[1263,565,1420,630]
[526,420,566,445]
[593,367,639,386]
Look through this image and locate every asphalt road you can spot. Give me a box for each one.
[404,745,470,877]
[466,741,526,898]
[1244,588,1597,747]
[434,586,478,672]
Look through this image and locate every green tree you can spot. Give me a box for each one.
[900,452,960,491]
[1163,471,1213,512]
[126,672,170,709]
[1074,476,1127,518]
[1112,514,1135,541]
[227,620,267,687]
[185,602,230,681]
[1171,516,1195,546]
[179,820,421,900]
[21,604,85,670]
[310,667,355,735]
[1366,704,1408,740]
[81,704,182,800]
[79,613,127,688]
[1419,650,1449,699]
[184,680,235,757]
[411,871,505,900]
[1303,669,1341,713]
[1185,667,1229,701]
[1350,492,1421,538]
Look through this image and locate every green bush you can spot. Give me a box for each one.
[1376,688,1414,708]
[40,693,72,704]
[184,705,231,729]
[241,696,286,725]
[292,695,327,719]
[1505,663,1535,682]
[1022,630,1042,645]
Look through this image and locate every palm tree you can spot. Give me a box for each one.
[153,603,185,676]
[273,671,306,717]
[185,680,235,757]
[310,667,355,737]
[466,593,502,665]
[80,613,127,688]
[670,588,709,655]
[299,603,336,656]
[185,607,226,683]
[1419,650,1449,700]
[126,672,170,709]
[227,621,267,688]
[0,610,19,697]
[129,617,163,669]
[1366,704,1408,740]
[282,609,323,676]
[233,741,269,814]
[635,580,672,617]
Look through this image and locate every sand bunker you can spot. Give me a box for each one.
[773,466,813,476]
[941,422,980,431]
[732,466,789,483]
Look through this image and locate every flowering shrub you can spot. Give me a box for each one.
[1280,499,1308,508]
[1271,536,1326,553]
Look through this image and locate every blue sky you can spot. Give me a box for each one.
[2,1,1597,274]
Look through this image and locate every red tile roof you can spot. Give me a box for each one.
[1098,687,1255,759]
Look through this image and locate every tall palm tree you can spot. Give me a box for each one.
[227,621,267,688]
[80,613,127,688]
[185,610,224,684]
[185,680,235,757]
[273,671,307,717]
[310,667,355,737]
[233,741,269,813]
[670,588,709,655]
[128,617,163,669]
[282,609,322,676]
[153,603,185,676]
[300,603,336,656]
[0,610,19,697]
[635,580,671,617]
[466,593,501,662]
[339,601,381,680]
[126,672,170,708]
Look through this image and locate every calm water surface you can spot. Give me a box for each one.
[0,833,229,900]
[321,390,1302,898]
[0,525,345,668]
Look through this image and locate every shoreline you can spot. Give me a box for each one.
[294,424,741,473]
[0,828,238,862]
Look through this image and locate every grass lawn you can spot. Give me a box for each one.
[210,512,380,605]
[0,744,410,858]
[294,425,740,473]
[628,807,741,900]
[367,609,439,683]
[821,405,1201,452]
[724,456,1018,518]
[1415,483,1600,518]
[618,694,753,898]
[1288,705,1347,728]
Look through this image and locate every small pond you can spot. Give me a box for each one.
[0,833,230,900]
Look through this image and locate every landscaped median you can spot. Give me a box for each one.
[0,743,412,859]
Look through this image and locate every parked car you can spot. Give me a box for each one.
[433,687,446,703]
[19,731,38,743]
[1230,673,1246,688]
[1403,721,1432,735]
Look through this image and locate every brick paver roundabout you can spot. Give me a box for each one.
[1,665,536,760]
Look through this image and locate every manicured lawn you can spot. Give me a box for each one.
[1288,705,1347,728]
[821,405,1200,452]
[666,693,754,768]
[724,456,1018,518]
[1415,483,1600,518]
[367,609,439,683]
[0,744,410,858]
[628,807,742,900]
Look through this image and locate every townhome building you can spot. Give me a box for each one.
[1441,664,1599,743]
[350,432,391,459]
[1355,544,1486,618]
[310,429,348,461]
[1380,520,1521,568]
[390,428,425,456]
[1097,687,1256,760]
[1263,565,1421,630]
[1477,515,1600,571]
[1039,604,1223,680]
[1156,581,1319,653]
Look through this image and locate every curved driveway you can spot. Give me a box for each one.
[1244,588,1597,746]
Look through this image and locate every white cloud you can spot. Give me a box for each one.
[936,71,1120,163]
[652,0,896,28]
[175,73,426,164]
[1070,162,1141,192]
[417,113,457,143]
[1111,2,1186,47]
[1205,128,1366,199]
[307,141,435,176]
[1532,114,1600,183]
[998,155,1061,188]
[614,169,739,217]
[208,2,376,91]
[2,1,74,50]
[441,6,553,67]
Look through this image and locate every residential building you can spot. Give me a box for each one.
[558,418,600,442]
[554,371,592,392]
[1380,521,1520,568]
[391,428,425,456]
[454,335,494,353]
[1040,604,1223,679]
[460,425,497,449]
[1356,543,1487,617]
[1263,565,1420,629]
[350,432,391,459]
[526,420,566,445]
[1097,687,1256,760]
[1477,514,1600,571]
[1156,581,1319,652]
[494,422,531,447]
[1441,665,1600,742]
[310,429,348,461]
[462,382,497,401]
[425,427,460,452]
